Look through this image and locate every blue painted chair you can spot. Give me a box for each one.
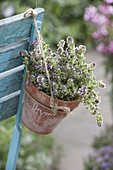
[0,8,45,170]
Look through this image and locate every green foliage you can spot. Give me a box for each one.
[0,0,102,47]
[83,125,113,170]
[103,55,113,111]
[84,146,113,170]
[0,119,13,169]
[0,117,61,170]
[92,125,113,149]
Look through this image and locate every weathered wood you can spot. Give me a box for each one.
[0,59,23,73]
[0,8,44,47]
[6,79,24,170]
[0,72,22,98]
[0,90,20,103]
[0,65,24,80]
[29,21,42,44]
[0,40,28,53]
[0,42,27,73]
[0,96,19,121]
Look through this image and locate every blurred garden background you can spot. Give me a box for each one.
[0,0,113,169]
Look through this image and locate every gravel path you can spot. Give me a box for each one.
[53,51,112,170]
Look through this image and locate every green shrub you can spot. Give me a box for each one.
[0,0,102,47]
[0,117,61,170]
[84,145,113,170]
[84,125,113,170]
[92,125,113,149]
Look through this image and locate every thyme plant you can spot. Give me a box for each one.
[20,36,106,127]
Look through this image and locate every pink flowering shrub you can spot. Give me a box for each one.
[84,0,113,55]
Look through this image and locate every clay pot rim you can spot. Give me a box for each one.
[25,79,80,104]
[25,88,68,114]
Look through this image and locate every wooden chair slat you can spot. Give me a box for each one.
[0,96,19,121]
[0,8,44,47]
[0,41,27,74]
[0,42,27,65]
[0,71,22,97]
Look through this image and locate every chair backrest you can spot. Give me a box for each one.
[0,8,45,122]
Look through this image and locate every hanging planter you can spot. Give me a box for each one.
[23,80,80,134]
[20,9,106,134]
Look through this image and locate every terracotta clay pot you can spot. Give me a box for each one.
[22,81,80,134]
